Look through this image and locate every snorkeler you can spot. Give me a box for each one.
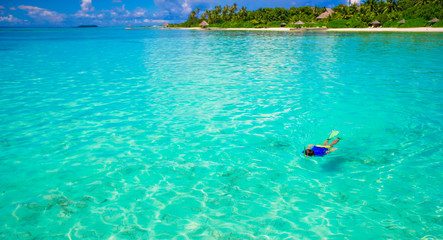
[304,130,341,157]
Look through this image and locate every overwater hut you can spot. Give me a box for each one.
[316,8,334,20]
[429,18,439,26]
[199,20,209,28]
[162,22,168,28]
[371,20,381,27]
[397,19,405,24]
[281,22,287,27]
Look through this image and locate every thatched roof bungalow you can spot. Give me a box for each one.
[295,20,305,25]
[371,20,381,26]
[429,18,439,26]
[281,22,287,27]
[316,8,334,20]
[199,20,209,28]
[397,19,405,24]
[162,22,169,28]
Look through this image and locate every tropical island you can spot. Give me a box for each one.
[167,0,442,30]
[77,25,98,28]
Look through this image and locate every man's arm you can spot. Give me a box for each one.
[307,144,314,149]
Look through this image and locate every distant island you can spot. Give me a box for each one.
[77,25,98,28]
[168,0,442,29]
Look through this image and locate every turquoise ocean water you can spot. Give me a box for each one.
[0,28,442,239]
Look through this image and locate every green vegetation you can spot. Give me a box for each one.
[169,0,443,28]
[326,20,349,28]
[398,18,430,27]
[432,20,443,27]
[326,19,368,28]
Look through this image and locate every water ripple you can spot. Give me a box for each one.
[0,28,442,239]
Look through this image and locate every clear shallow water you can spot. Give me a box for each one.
[0,28,442,239]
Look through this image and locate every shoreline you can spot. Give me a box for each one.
[168,27,443,33]
[326,27,443,32]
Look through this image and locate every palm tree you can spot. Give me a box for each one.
[349,4,358,14]
[190,10,196,19]
[222,5,229,20]
[363,0,378,13]
[313,6,321,16]
[239,6,247,17]
[414,0,430,7]
[229,4,237,16]
[383,0,398,14]
[215,5,222,15]
[213,5,222,23]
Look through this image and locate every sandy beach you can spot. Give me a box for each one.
[175,27,443,33]
[326,27,443,32]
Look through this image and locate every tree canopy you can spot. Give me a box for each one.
[170,0,443,28]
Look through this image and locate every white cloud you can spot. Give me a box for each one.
[18,5,66,22]
[132,7,147,17]
[67,0,167,26]
[81,0,94,12]
[152,0,210,18]
[142,19,168,24]
[349,0,361,5]
[112,0,122,2]
[181,0,192,15]
[73,11,96,18]
[10,7,16,10]
[0,14,21,23]
[151,19,169,24]
[74,0,97,18]
[153,0,188,16]
[109,5,130,18]
[106,5,148,19]
[152,10,170,18]
[0,6,5,9]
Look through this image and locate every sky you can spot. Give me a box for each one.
[0,0,360,27]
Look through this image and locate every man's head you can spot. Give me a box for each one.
[305,149,314,157]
